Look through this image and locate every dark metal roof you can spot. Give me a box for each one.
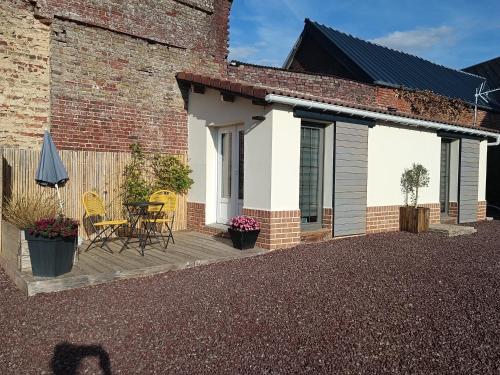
[464,57,500,109]
[307,20,488,106]
[176,71,500,134]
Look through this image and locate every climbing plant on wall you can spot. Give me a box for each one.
[121,143,194,202]
[395,89,472,123]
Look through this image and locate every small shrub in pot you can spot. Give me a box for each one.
[400,163,431,233]
[228,216,260,250]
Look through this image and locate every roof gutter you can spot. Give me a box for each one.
[265,94,500,146]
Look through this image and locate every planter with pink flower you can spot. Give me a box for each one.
[25,217,79,277]
[228,216,260,250]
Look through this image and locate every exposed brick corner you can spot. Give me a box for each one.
[449,201,458,219]
[478,201,487,221]
[242,209,301,250]
[322,208,333,231]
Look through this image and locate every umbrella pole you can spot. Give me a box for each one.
[55,183,64,215]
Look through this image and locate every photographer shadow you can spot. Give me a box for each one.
[50,342,112,375]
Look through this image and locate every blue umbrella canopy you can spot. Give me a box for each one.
[35,131,69,187]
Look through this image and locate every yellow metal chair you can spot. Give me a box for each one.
[82,191,128,252]
[143,190,177,250]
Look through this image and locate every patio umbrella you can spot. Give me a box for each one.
[35,130,69,213]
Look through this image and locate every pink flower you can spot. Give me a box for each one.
[229,216,260,231]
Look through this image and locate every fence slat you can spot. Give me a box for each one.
[2,148,188,239]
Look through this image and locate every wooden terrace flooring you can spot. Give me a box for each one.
[14,231,267,296]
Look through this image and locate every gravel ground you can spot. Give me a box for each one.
[1,222,500,374]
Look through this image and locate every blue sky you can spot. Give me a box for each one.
[229,0,500,69]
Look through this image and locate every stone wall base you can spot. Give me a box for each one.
[187,203,301,250]
[322,208,333,231]
[449,201,458,219]
[448,201,486,222]
[188,201,488,246]
[478,201,487,221]
[366,203,440,234]
[242,209,301,250]
[186,202,228,237]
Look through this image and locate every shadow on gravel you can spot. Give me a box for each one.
[50,342,112,375]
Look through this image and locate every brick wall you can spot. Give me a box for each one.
[186,202,228,237]
[0,1,51,148]
[2,0,231,151]
[366,204,440,234]
[187,204,301,249]
[449,202,458,220]
[32,0,230,63]
[322,208,333,231]
[242,209,301,250]
[448,201,486,222]
[228,63,499,130]
[227,63,377,108]
[50,18,222,152]
[478,201,486,221]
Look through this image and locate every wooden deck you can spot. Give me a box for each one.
[1,231,267,296]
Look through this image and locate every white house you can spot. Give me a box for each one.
[178,71,498,250]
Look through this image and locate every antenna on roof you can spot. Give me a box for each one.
[474,82,500,126]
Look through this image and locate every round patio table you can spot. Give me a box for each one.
[121,201,164,256]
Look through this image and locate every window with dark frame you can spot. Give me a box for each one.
[299,123,324,228]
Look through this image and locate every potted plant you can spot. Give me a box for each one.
[3,192,58,271]
[228,216,260,250]
[25,217,79,277]
[400,163,431,233]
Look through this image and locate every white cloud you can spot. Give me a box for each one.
[229,46,259,61]
[228,0,304,66]
[370,26,456,54]
[228,23,299,66]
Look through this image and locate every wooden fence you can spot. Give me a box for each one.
[1,148,188,239]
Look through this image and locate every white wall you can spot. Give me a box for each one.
[188,90,304,219]
[367,123,441,206]
[187,88,267,224]
[244,108,273,210]
[268,105,301,211]
[479,140,487,201]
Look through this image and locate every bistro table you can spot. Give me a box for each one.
[121,201,164,256]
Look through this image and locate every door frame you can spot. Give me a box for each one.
[440,139,452,215]
[216,124,244,224]
[299,121,325,231]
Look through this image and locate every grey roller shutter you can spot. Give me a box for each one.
[459,138,480,223]
[334,122,369,236]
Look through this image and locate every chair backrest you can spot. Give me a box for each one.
[82,191,106,217]
[148,190,177,214]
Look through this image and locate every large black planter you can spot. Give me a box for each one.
[228,228,260,250]
[25,234,76,277]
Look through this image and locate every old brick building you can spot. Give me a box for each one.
[1,0,231,152]
[2,2,500,250]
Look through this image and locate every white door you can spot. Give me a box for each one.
[217,125,244,224]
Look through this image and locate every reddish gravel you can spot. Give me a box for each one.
[1,222,500,374]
